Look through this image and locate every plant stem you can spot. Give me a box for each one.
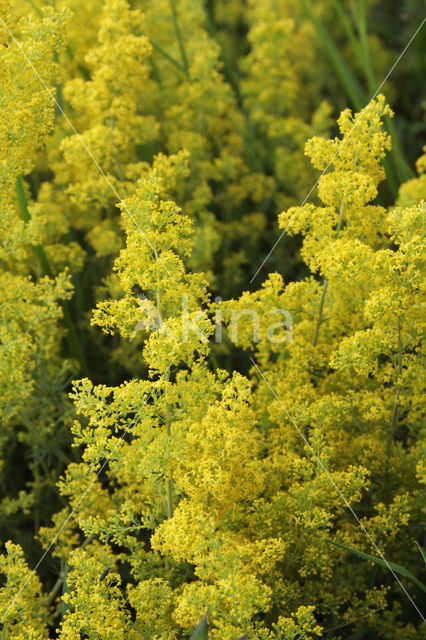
[149,38,189,77]
[26,0,43,17]
[386,317,403,458]
[312,277,329,347]
[209,349,219,371]
[16,176,52,277]
[108,117,124,181]
[169,0,189,74]
[301,0,365,111]
[203,6,243,109]
[355,0,376,91]
[331,0,364,66]
[303,0,413,191]
[53,48,63,119]
[354,0,414,185]
[15,176,89,376]
[165,371,173,519]
[312,202,345,346]
[149,54,163,86]
[60,560,69,621]
[47,572,64,605]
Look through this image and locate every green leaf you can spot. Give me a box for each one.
[330,0,364,67]
[26,0,43,17]
[15,176,89,375]
[169,0,189,74]
[300,0,365,111]
[189,614,209,639]
[327,539,426,593]
[15,176,53,277]
[301,0,414,190]
[149,38,188,76]
[416,541,426,565]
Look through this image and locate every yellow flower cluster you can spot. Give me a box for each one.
[0,1,425,639]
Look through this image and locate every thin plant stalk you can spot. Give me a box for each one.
[302,0,414,192]
[386,317,403,458]
[60,560,69,621]
[15,176,89,376]
[312,202,346,346]
[169,0,189,74]
[301,0,365,110]
[165,370,173,519]
[149,38,189,77]
[354,0,413,183]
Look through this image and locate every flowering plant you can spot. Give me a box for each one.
[0,1,425,639]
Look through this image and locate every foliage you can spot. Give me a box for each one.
[0,1,425,639]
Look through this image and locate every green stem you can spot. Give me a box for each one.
[169,0,189,74]
[354,1,413,185]
[53,49,63,119]
[303,0,413,191]
[49,0,63,118]
[355,0,376,91]
[26,0,43,17]
[385,117,415,184]
[386,317,403,458]
[203,7,243,109]
[312,202,345,346]
[81,534,96,548]
[60,560,69,621]
[301,0,365,110]
[47,572,64,605]
[15,176,89,376]
[16,176,53,276]
[209,349,219,371]
[331,0,364,66]
[149,38,188,76]
[312,278,329,347]
[165,371,173,519]
[108,117,124,181]
[149,54,163,86]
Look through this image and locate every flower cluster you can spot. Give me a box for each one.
[0,1,425,639]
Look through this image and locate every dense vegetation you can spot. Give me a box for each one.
[0,1,425,638]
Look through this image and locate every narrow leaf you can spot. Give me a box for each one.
[416,541,426,565]
[300,0,365,110]
[15,177,89,374]
[149,38,188,76]
[189,614,208,639]
[327,539,426,592]
[169,0,189,73]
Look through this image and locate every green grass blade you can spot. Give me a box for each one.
[385,117,415,182]
[354,0,376,91]
[149,38,189,76]
[169,0,189,74]
[301,0,414,191]
[189,614,208,639]
[203,6,242,108]
[300,0,365,110]
[16,176,53,277]
[327,538,426,592]
[26,0,43,17]
[15,176,89,376]
[330,0,364,66]
[416,542,426,565]
[354,0,414,183]
[53,48,63,118]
